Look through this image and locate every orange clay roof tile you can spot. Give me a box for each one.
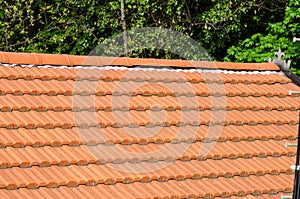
[0,77,296,97]
[0,175,293,199]
[0,52,280,70]
[0,51,297,198]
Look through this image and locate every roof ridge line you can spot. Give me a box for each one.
[1,63,282,74]
[0,51,280,71]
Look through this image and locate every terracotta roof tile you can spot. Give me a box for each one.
[0,65,288,84]
[0,156,293,189]
[0,174,293,198]
[0,124,296,148]
[0,76,296,98]
[0,52,279,70]
[0,108,298,128]
[0,138,295,169]
[0,51,297,198]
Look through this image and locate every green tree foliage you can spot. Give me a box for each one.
[0,0,123,54]
[0,0,296,63]
[225,0,300,71]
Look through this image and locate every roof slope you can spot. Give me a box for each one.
[0,52,298,199]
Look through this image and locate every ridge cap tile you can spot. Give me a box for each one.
[0,51,281,71]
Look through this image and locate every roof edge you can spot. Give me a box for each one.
[0,51,280,71]
[274,60,300,87]
[270,48,300,87]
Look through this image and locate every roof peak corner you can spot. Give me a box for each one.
[268,48,291,72]
[269,47,300,87]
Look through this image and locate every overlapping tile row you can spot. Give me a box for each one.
[0,124,296,148]
[0,156,294,189]
[0,94,299,112]
[0,59,297,199]
[0,109,297,129]
[0,139,295,168]
[0,52,280,70]
[218,193,292,199]
[0,174,293,198]
[0,65,287,83]
[0,77,297,97]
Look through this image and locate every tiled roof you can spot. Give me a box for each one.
[0,51,278,70]
[0,52,299,198]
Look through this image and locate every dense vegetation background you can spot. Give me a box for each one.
[0,0,299,70]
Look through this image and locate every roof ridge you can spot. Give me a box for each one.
[0,51,280,71]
